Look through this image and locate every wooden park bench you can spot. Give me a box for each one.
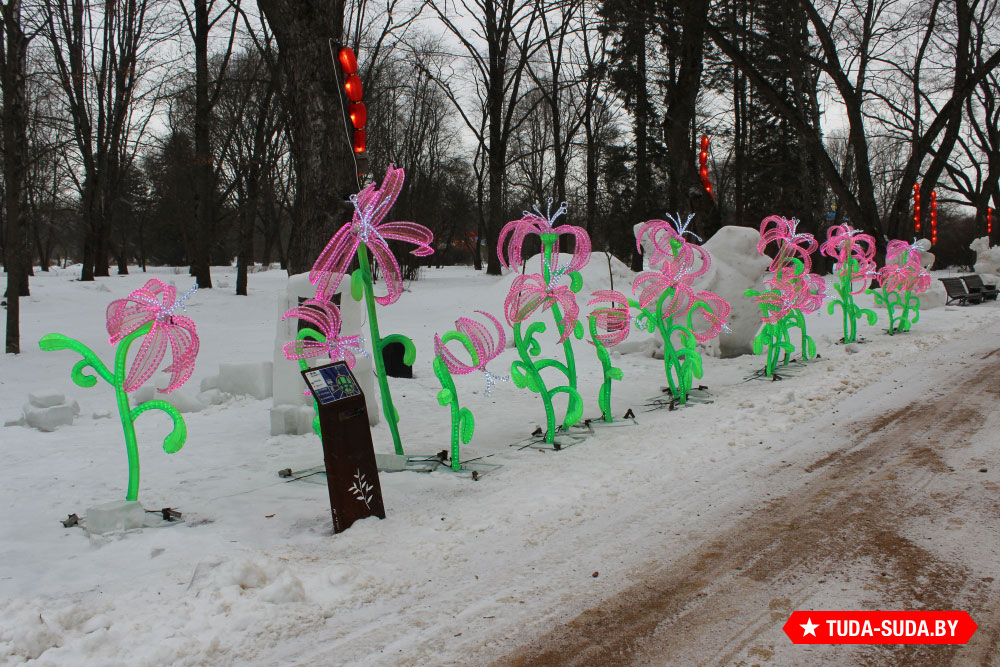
[961,274,999,301]
[940,277,983,306]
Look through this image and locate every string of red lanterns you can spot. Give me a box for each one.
[988,207,993,235]
[912,183,921,233]
[930,190,938,245]
[337,46,369,174]
[699,136,713,199]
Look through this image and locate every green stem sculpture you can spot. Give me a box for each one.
[39,323,187,502]
[509,235,584,443]
[827,258,877,344]
[868,286,921,335]
[744,300,817,378]
[432,337,477,471]
[626,292,708,405]
[589,315,624,422]
[296,326,325,435]
[351,241,415,455]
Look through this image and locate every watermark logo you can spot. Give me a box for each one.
[783,611,977,645]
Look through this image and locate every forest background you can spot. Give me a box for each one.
[2,0,1000,353]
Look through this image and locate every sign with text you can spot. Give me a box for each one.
[783,611,977,645]
[301,362,385,533]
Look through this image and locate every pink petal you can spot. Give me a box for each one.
[505,274,548,325]
[160,317,199,392]
[434,333,477,375]
[367,239,404,306]
[124,324,169,393]
[310,223,359,301]
[364,165,406,228]
[377,221,435,256]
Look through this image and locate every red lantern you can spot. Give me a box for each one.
[349,101,367,129]
[930,190,938,245]
[344,74,363,103]
[699,135,713,198]
[353,128,366,153]
[988,207,993,235]
[338,47,357,75]
[913,183,921,233]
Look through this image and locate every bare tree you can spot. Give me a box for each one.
[708,0,1000,245]
[425,0,542,275]
[42,0,174,280]
[177,0,240,288]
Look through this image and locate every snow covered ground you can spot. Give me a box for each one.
[1,261,997,665]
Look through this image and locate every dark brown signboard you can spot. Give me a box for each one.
[301,362,386,533]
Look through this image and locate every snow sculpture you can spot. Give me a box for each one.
[39,279,199,501]
[307,164,434,455]
[433,311,508,470]
[501,200,589,443]
[970,236,1000,280]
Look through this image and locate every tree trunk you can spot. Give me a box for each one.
[2,0,29,353]
[257,0,354,277]
[664,0,716,240]
[189,0,214,287]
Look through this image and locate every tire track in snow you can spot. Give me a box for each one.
[502,354,1000,666]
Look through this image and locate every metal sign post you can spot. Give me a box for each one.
[301,362,386,533]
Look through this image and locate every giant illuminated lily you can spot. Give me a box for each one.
[820,223,877,294]
[628,214,729,404]
[748,218,826,377]
[310,164,434,305]
[106,279,200,393]
[40,278,198,501]
[281,298,366,437]
[634,258,698,317]
[433,311,509,470]
[305,165,435,455]
[821,224,878,343]
[758,215,819,273]
[636,213,711,274]
[587,290,631,348]
[584,290,631,422]
[505,273,580,344]
[502,200,589,444]
[434,310,507,385]
[498,198,591,275]
[868,239,931,335]
[282,299,363,369]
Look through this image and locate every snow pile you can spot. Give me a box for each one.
[216,361,274,400]
[15,391,80,431]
